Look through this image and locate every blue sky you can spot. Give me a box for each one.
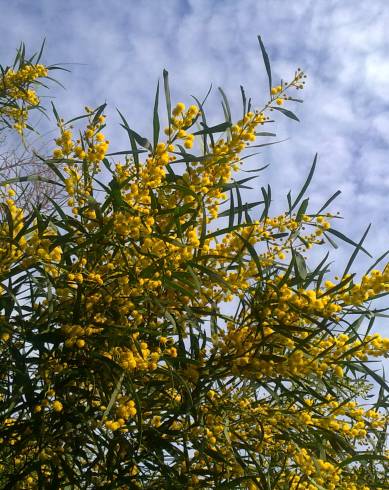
[1,0,389,321]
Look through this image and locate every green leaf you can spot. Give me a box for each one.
[191,88,213,151]
[257,35,272,95]
[162,277,197,299]
[163,68,172,124]
[366,249,389,275]
[324,231,339,249]
[250,138,288,149]
[235,184,243,225]
[343,224,371,278]
[240,85,247,117]
[220,174,258,190]
[218,87,232,124]
[0,174,63,188]
[349,361,389,393]
[326,228,372,258]
[288,97,304,103]
[64,113,91,125]
[290,153,317,213]
[260,184,271,221]
[153,80,160,150]
[296,197,309,222]
[317,189,341,214]
[317,273,354,298]
[255,131,276,136]
[272,106,300,121]
[41,156,67,183]
[117,108,152,151]
[218,200,263,219]
[235,231,263,274]
[92,102,107,126]
[0,202,15,242]
[35,38,46,64]
[206,223,251,239]
[228,188,235,229]
[193,121,231,136]
[339,453,389,468]
[51,101,61,124]
[102,372,125,420]
[190,262,232,291]
[105,149,146,157]
[293,250,308,281]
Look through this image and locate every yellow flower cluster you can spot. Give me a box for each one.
[61,323,103,348]
[2,64,47,93]
[53,109,109,218]
[185,392,387,489]
[219,309,389,381]
[115,342,160,372]
[269,68,306,107]
[342,268,389,304]
[16,226,62,284]
[165,102,199,149]
[0,63,48,132]
[0,189,27,281]
[104,398,137,431]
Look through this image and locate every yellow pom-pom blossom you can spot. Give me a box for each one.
[51,400,63,412]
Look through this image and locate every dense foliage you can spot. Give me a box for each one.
[0,39,388,489]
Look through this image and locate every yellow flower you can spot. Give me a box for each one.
[172,102,185,116]
[52,400,63,412]
[53,148,63,159]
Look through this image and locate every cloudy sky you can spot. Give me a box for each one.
[1,0,389,332]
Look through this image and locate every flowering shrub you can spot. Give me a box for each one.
[0,38,388,489]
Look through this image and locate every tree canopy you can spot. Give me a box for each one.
[0,39,388,489]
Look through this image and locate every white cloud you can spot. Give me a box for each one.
[366,55,389,101]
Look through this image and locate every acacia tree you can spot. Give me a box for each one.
[0,39,388,489]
